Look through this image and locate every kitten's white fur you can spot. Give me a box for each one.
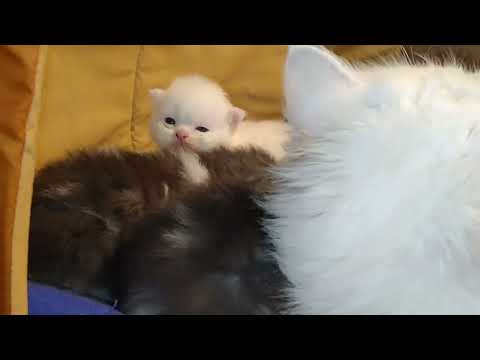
[230,120,291,162]
[177,149,209,185]
[149,75,291,162]
[262,45,480,314]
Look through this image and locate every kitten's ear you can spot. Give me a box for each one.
[228,107,247,131]
[149,88,166,103]
[284,45,360,135]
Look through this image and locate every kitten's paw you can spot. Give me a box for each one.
[178,150,210,185]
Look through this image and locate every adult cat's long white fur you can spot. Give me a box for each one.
[262,45,480,314]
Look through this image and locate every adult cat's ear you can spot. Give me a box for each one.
[284,45,360,135]
[149,88,166,102]
[228,107,247,132]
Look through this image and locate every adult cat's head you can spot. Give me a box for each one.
[263,45,480,314]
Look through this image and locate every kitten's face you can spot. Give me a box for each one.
[150,98,232,152]
[149,85,245,153]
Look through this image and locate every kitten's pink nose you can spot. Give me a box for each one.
[176,131,189,143]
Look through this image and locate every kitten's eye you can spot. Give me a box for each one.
[165,117,176,125]
[196,126,209,133]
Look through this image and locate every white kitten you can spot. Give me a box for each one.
[262,45,480,314]
[149,75,291,162]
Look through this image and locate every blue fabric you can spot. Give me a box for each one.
[28,281,123,315]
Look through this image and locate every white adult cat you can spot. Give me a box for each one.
[263,45,480,314]
[149,75,290,162]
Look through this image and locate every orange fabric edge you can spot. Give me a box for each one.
[9,46,48,314]
[0,46,40,314]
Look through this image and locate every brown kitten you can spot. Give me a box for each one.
[115,179,289,315]
[28,146,276,303]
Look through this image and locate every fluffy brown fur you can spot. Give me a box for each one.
[115,179,289,315]
[28,146,277,306]
[197,145,276,193]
